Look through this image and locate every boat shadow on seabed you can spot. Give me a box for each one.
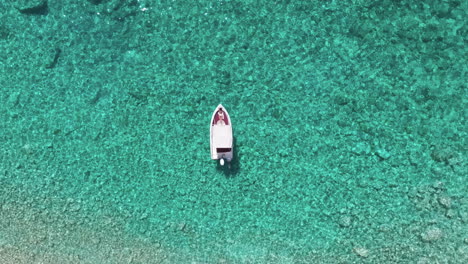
[216,137,239,178]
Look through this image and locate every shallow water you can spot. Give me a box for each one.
[0,1,466,263]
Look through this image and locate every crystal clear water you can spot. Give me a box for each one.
[0,1,466,263]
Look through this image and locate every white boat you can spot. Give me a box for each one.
[210,104,233,166]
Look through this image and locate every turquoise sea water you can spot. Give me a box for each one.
[0,1,466,263]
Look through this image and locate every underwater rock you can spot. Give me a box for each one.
[421,227,443,242]
[338,216,352,228]
[15,0,48,15]
[351,142,371,156]
[431,146,455,163]
[353,247,369,258]
[438,196,452,209]
[375,147,391,160]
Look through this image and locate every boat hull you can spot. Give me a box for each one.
[210,104,233,163]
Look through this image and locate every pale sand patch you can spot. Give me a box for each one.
[0,200,171,264]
